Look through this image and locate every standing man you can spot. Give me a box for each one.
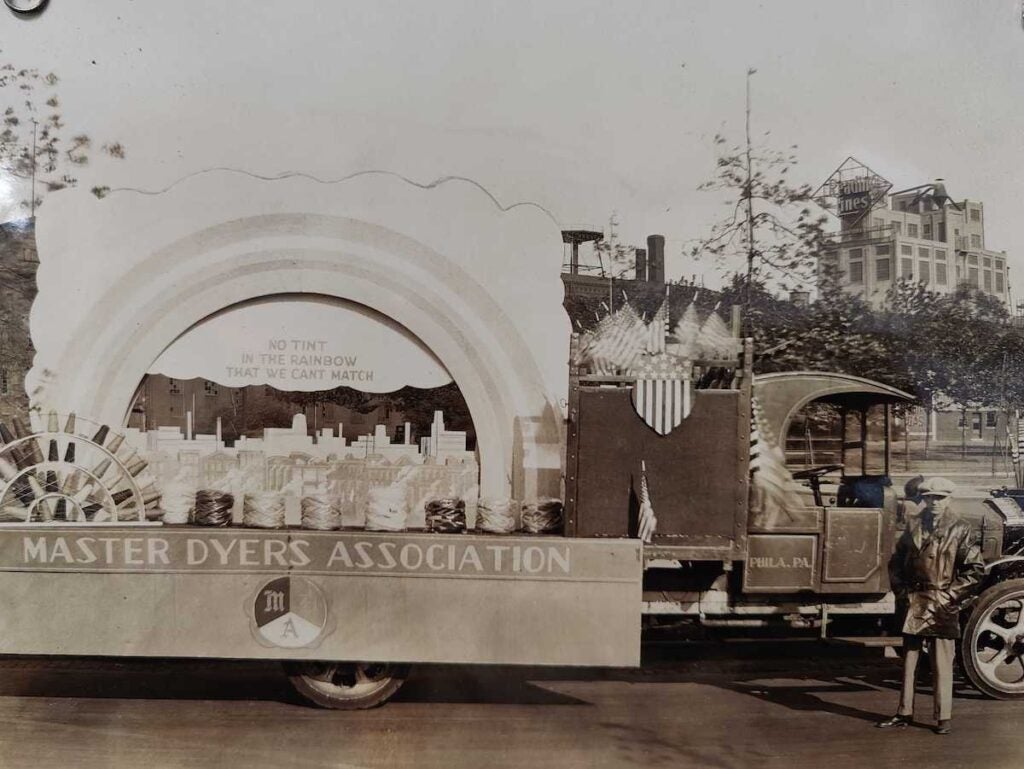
[877,477,984,735]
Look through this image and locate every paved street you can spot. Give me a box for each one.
[0,642,1021,769]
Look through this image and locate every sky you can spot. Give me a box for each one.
[1,1,1022,291]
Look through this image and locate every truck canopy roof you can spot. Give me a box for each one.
[753,371,916,446]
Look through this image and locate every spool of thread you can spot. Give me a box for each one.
[243,492,286,529]
[301,494,342,530]
[521,497,564,535]
[365,486,407,531]
[194,490,233,527]
[475,497,516,534]
[425,497,467,534]
[161,487,194,525]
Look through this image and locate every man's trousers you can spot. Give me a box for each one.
[897,635,955,721]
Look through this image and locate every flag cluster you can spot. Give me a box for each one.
[575,299,739,376]
[749,395,802,527]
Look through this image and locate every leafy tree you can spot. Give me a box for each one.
[688,71,828,323]
[0,54,124,215]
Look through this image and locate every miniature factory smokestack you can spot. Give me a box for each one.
[634,248,647,281]
[646,235,665,284]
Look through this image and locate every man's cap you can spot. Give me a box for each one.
[920,477,955,498]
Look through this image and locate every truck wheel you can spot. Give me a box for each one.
[962,579,1024,699]
[286,661,410,709]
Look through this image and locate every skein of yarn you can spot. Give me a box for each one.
[521,498,564,535]
[475,497,517,534]
[425,497,467,534]
[365,485,407,531]
[161,488,195,525]
[243,492,286,529]
[302,494,342,530]
[194,490,234,527]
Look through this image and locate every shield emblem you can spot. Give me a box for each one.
[631,354,692,435]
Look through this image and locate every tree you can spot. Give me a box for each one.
[689,70,829,326]
[0,54,124,216]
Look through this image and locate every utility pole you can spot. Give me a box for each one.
[744,68,757,334]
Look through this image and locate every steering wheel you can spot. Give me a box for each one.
[790,464,843,480]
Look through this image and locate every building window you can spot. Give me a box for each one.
[204,380,219,397]
[918,247,930,259]
[876,258,891,281]
[968,254,979,265]
[987,411,998,428]
[973,413,982,432]
[971,234,982,248]
[0,368,7,395]
[996,258,1004,270]
[968,267,979,287]
[938,223,946,242]
[875,244,890,256]
[168,378,182,395]
[901,258,914,279]
[984,271,992,291]
[901,244,913,256]
[891,222,902,236]
[935,263,947,285]
[934,249,947,261]
[983,256,991,268]
[848,247,863,260]
[848,260,864,284]
[996,272,1005,292]
[919,262,930,285]
[971,208,981,222]
[898,201,908,211]
[923,222,932,239]
[907,223,918,238]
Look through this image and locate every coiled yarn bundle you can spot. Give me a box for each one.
[302,494,342,530]
[194,490,234,527]
[425,497,467,533]
[521,498,564,535]
[243,492,286,529]
[475,497,517,534]
[161,488,195,525]
[365,485,407,531]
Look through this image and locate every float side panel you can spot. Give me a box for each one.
[0,530,641,666]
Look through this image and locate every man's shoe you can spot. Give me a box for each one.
[934,720,951,735]
[876,714,912,729]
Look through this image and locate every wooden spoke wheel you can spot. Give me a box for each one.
[963,579,1024,699]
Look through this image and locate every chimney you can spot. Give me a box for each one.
[646,235,665,283]
[634,248,647,281]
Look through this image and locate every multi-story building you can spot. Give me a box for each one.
[822,184,1010,309]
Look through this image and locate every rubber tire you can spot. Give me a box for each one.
[961,578,1024,700]
[286,662,410,710]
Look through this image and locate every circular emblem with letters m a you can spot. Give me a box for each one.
[252,576,328,648]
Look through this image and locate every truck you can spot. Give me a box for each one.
[2,173,1022,709]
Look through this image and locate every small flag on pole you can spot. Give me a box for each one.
[638,460,657,543]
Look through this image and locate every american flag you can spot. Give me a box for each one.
[647,297,670,354]
[749,396,801,525]
[632,353,692,435]
[637,459,657,543]
[589,304,647,375]
[669,300,701,360]
[697,305,738,360]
